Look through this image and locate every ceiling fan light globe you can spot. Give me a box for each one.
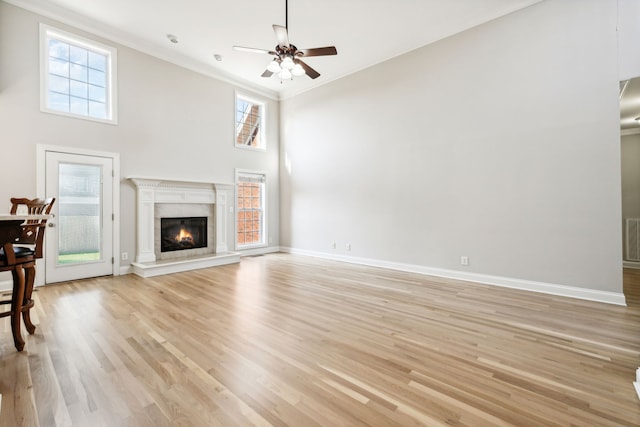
[267,60,282,73]
[281,56,295,70]
[278,68,292,79]
[292,63,306,76]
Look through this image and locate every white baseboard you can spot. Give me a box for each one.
[623,261,640,269]
[280,247,627,306]
[237,246,281,257]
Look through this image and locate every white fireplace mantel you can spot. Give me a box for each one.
[128,177,239,277]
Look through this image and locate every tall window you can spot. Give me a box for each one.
[40,24,117,124]
[236,171,266,248]
[235,93,265,150]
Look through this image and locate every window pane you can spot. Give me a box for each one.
[49,74,69,94]
[70,63,88,82]
[48,92,69,112]
[88,68,105,87]
[49,58,69,77]
[88,84,106,102]
[251,132,261,147]
[49,39,69,60]
[89,100,106,119]
[58,163,102,265]
[235,95,264,149]
[70,96,88,115]
[70,80,88,98]
[70,45,88,65]
[88,51,106,71]
[236,175,265,247]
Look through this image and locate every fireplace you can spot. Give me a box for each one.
[128,177,239,278]
[161,217,207,252]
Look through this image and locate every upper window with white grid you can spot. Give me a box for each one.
[40,24,117,124]
[235,93,265,150]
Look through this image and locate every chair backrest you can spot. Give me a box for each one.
[10,198,55,259]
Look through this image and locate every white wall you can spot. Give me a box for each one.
[280,0,623,298]
[0,2,280,268]
[618,0,640,81]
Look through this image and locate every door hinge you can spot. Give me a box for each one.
[112,213,115,221]
[111,257,114,264]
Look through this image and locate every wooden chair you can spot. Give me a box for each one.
[0,234,29,351]
[0,198,54,351]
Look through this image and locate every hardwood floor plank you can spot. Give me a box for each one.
[1,254,640,425]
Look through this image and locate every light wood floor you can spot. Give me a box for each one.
[1,253,639,426]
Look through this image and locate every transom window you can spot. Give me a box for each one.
[235,93,265,150]
[236,171,266,248]
[40,24,117,124]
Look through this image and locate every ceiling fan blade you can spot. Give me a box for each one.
[261,69,274,78]
[297,59,320,79]
[298,46,337,57]
[233,46,277,55]
[273,25,290,48]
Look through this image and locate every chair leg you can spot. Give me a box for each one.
[10,267,25,352]
[22,264,36,335]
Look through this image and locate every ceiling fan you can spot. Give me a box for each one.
[233,0,337,80]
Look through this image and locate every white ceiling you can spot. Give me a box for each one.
[9,0,543,99]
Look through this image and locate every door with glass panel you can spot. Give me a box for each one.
[45,152,113,283]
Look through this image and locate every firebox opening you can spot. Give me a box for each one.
[161,217,207,252]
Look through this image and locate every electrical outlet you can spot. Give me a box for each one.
[331,242,336,249]
[460,256,469,266]
[346,243,351,251]
[122,252,128,261]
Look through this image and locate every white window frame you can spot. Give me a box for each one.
[39,23,118,124]
[234,91,266,151]
[235,169,267,249]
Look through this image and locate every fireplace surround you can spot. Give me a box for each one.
[128,177,239,277]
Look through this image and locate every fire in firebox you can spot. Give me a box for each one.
[176,228,193,244]
[160,217,207,252]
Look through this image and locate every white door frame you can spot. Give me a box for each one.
[36,144,120,286]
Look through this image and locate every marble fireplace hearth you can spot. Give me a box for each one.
[128,177,240,278]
